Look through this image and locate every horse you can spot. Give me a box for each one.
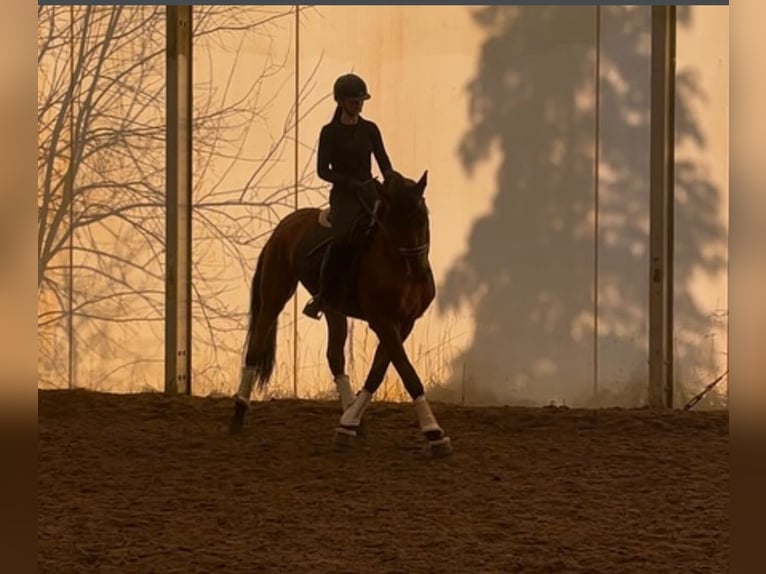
[229,169,452,457]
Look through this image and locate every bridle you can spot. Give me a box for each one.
[362,185,430,263]
[360,179,431,275]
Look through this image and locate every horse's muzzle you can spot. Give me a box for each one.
[404,257,432,282]
[399,242,430,281]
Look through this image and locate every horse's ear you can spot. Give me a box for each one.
[416,170,428,196]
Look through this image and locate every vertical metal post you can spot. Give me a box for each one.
[165,6,193,395]
[592,5,601,405]
[648,5,676,408]
[292,5,300,398]
[68,5,76,390]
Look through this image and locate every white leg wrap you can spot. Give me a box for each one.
[236,366,258,405]
[340,389,372,428]
[334,374,354,411]
[414,395,442,435]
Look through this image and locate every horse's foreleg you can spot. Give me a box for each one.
[359,319,414,396]
[325,310,353,410]
[337,320,412,433]
[337,342,387,436]
[340,323,413,430]
[369,319,452,457]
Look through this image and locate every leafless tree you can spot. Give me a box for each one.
[37,5,328,389]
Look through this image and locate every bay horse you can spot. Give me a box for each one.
[229,169,452,457]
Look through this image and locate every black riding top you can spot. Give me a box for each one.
[316,117,393,187]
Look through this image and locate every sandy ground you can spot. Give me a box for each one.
[38,389,728,573]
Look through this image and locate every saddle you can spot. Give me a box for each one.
[310,208,371,261]
[307,192,381,318]
[316,200,380,237]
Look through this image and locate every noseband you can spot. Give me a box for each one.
[398,242,430,257]
[366,196,430,261]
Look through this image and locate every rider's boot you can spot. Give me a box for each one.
[303,242,335,320]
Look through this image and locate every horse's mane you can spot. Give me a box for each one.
[375,170,429,227]
[379,170,420,199]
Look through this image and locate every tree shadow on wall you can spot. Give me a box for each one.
[433,6,726,407]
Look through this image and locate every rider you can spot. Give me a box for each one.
[302,72,394,320]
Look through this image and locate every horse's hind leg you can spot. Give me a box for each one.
[324,310,354,410]
[230,243,297,434]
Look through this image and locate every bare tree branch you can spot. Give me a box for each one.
[38,5,326,388]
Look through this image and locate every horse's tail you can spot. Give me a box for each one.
[245,248,278,391]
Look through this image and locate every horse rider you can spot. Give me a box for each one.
[302,72,394,320]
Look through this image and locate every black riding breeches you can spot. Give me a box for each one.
[328,181,378,243]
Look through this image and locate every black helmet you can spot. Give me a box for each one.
[333,73,371,102]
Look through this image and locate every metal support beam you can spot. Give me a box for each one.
[648,5,676,408]
[165,6,193,395]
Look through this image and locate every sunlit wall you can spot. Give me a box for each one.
[37,5,729,408]
[38,6,167,392]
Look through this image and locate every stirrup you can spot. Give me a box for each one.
[302,297,324,320]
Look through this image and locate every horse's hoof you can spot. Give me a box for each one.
[334,426,357,447]
[428,436,453,458]
[229,401,247,435]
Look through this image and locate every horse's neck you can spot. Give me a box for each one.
[368,221,403,266]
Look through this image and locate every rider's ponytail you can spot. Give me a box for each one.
[331,104,342,124]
